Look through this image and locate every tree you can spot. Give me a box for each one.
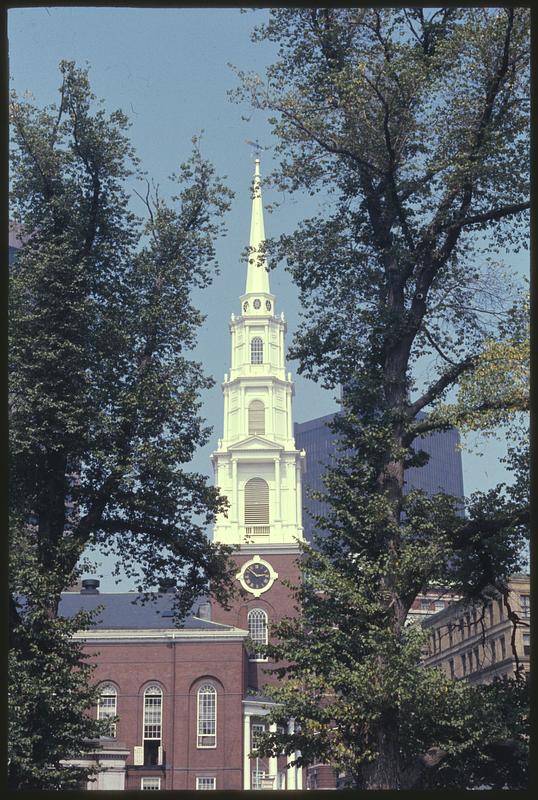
[9,516,111,790]
[9,61,235,788]
[233,8,530,789]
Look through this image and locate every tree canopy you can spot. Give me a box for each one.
[9,61,236,619]
[234,7,530,789]
[9,60,236,789]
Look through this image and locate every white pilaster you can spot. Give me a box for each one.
[274,459,281,520]
[243,714,251,790]
[286,719,297,790]
[232,458,238,522]
[268,723,278,788]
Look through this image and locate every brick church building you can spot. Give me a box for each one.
[62,159,313,791]
[61,160,465,791]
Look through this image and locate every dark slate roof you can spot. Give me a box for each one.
[59,592,232,631]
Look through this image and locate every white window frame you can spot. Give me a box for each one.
[244,478,270,532]
[250,336,263,364]
[248,608,268,661]
[97,683,117,738]
[520,594,530,618]
[251,721,266,752]
[143,684,163,741]
[197,683,217,748]
[248,399,265,435]
[141,777,161,790]
[196,776,216,790]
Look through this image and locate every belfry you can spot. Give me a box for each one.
[211,159,305,552]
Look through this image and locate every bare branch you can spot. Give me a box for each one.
[407,356,477,419]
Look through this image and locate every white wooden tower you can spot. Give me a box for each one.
[211,159,305,549]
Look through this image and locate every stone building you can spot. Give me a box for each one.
[420,575,530,683]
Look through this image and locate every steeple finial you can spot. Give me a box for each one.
[246,157,270,295]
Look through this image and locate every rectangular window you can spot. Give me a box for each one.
[474,646,480,671]
[251,723,266,752]
[420,598,430,610]
[461,654,466,675]
[464,612,471,636]
[520,594,530,618]
[449,658,455,679]
[196,777,216,790]
[197,686,217,748]
[467,652,473,673]
[490,638,496,662]
[459,617,464,638]
[500,636,506,660]
[141,777,161,791]
[498,598,504,620]
[523,633,530,656]
[448,625,453,647]
[488,604,494,627]
[437,629,442,651]
[434,600,445,612]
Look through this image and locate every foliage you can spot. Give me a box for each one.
[9,516,111,790]
[9,60,236,789]
[9,61,236,619]
[234,7,530,789]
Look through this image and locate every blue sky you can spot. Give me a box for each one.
[9,7,528,590]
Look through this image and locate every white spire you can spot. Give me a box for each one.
[246,158,270,294]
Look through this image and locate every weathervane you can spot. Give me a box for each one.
[245,138,264,159]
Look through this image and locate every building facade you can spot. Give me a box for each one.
[420,575,530,683]
[294,411,465,545]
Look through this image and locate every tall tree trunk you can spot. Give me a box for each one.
[362,709,401,789]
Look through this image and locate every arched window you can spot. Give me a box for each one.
[197,683,217,748]
[251,337,263,364]
[248,608,268,661]
[244,478,270,536]
[248,400,265,435]
[143,684,163,765]
[97,683,117,738]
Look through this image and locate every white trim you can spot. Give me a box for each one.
[196,776,216,790]
[197,683,217,749]
[73,627,248,643]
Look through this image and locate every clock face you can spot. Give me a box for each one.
[236,557,278,596]
[244,563,271,590]
[243,301,249,312]
[265,300,272,311]
[253,298,261,310]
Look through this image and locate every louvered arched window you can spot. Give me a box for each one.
[97,683,117,738]
[251,337,263,364]
[248,608,268,661]
[248,400,265,435]
[197,683,217,748]
[244,478,269,536]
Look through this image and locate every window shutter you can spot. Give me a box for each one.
[244,478,269,525]
[133,746,144,765]
[248,400,265,435]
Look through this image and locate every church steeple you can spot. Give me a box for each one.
[211,157,305,549]
[246,158,270,295]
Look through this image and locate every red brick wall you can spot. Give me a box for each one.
[210,551,302,690]
[85,638,245,790]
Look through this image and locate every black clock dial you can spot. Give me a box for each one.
[243,563,271,590]
[265,300,272,311]
[243,301,249,312]
[253,298,261,309]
